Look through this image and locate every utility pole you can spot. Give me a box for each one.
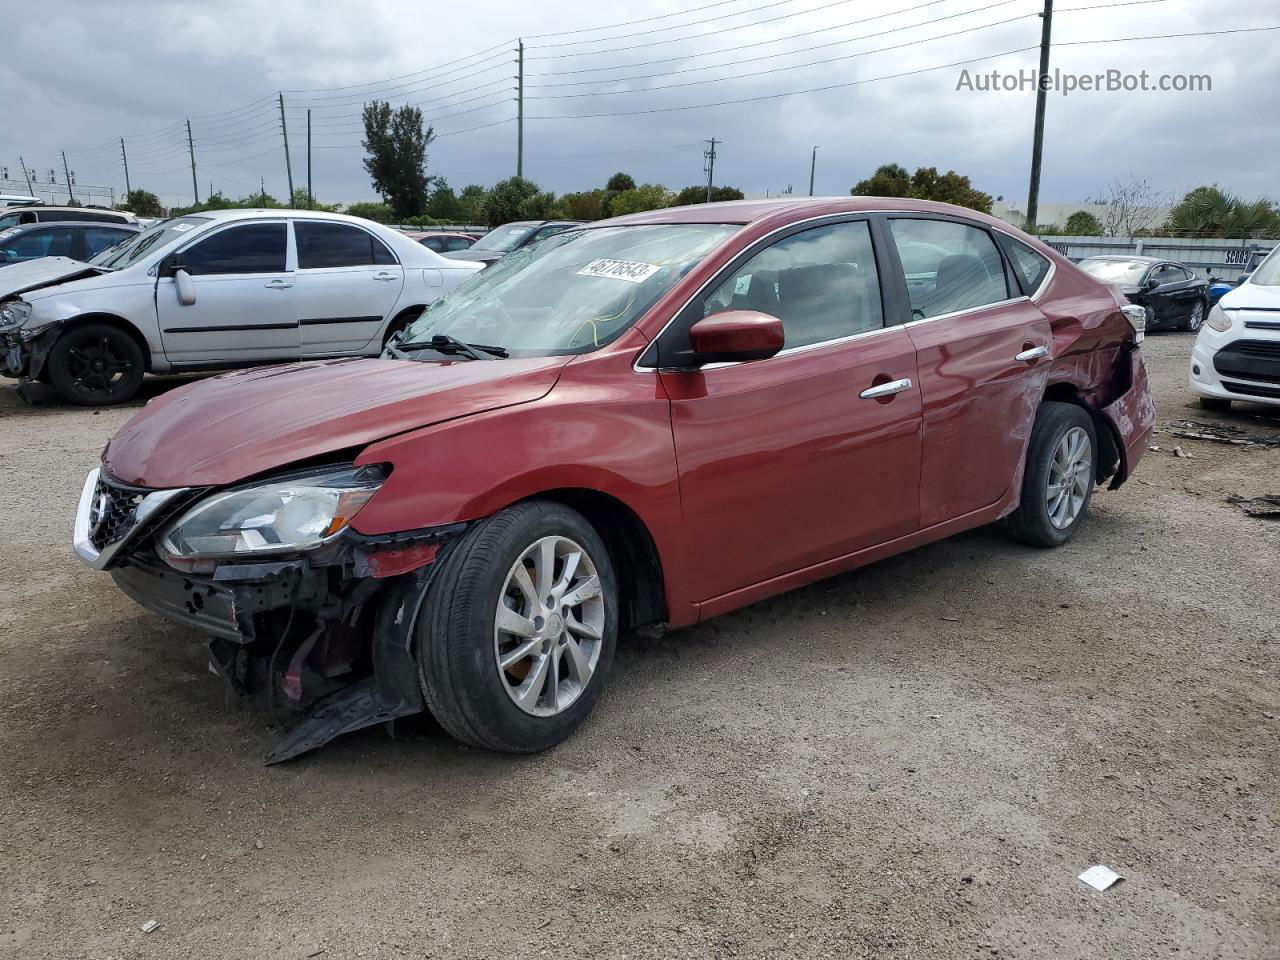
[1025,0,1053,231]
[279,93,295,205]
[306,108,313,209]
[516,40,524,178]
[808,145,819,196]
[120,138,132,197]
[703,138,719,203]
[186,119,199,205]
[61,151,73,204]
[18,155,32,194]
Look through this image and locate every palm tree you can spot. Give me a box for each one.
[1165,186,1279,238]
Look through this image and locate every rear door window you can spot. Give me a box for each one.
[82,227,133,258]
[180,222,287,275]
[888,219,1010,320]
[703,219,884,349]
[296,221,396,268]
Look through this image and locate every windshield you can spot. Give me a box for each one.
[401,223,738,356]
[472,223,536,253]
[1247,247,1280,286]
[89,216,210,270]
[1077,258,1149,284]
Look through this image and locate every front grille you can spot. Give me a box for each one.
[1214,340,1280,386]
[89,475,152,550]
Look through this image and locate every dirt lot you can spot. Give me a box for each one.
[0,334,1276,960]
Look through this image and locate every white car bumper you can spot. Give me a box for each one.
[1189,313,1280,406]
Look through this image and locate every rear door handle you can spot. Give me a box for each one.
[264,279,293,289]
[1015,345,1049,362]
[859,377,913,399]
[373,272,398,281]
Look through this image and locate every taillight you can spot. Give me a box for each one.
[1121,304,1146,343]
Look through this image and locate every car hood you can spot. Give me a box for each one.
[102,355,571,489]
[0,256,102,298]
[1222,282,1280,311]
[441,248,504,263]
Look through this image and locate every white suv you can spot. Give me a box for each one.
[1190,244,1280,411]
[0,209,482,404]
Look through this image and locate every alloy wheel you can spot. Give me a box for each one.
[1187,301,1204,331]
[494,535,605,717]
[1046,426,1092,530]
[66,335,135,397]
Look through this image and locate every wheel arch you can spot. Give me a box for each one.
[382,304,425,345]
[1041,381,1119,484]
[42,312,153,373]
[514,487,667,631]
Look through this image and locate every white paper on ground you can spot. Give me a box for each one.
[1078,865,1124,891]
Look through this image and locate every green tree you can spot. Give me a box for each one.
[344,201,395,223]
[606,172,636,192]
[851,164,992,213]
[851,163,912,198]
[609,183,673,217]
[553,190,608,220]
[457,184,488,224]
[1164,186,1279,238]
[1063,210,1103,235]
[670,185,745,206]
[486,176,547,226]
[425,180,464,221]
[117,189,163,217]
[291,188,337,211]
[361,100,435,219]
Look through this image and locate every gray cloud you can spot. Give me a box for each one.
[2,0,1275,212]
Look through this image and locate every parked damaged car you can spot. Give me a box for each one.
[1076,255,1210,332]
[73,197,1154,762]
[0,210,482,405]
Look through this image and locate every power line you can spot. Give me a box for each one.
[522,0,761,38]
[528,0,802,48]
[282,38,516,93]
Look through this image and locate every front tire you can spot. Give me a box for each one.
[47,322,145,405]
[1007,402,1097,548]
[417,500,618,752]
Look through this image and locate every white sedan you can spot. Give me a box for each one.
[1190,245,1280,411]
[0,209,483,404]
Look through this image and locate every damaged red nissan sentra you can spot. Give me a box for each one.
[73,198,1154,761]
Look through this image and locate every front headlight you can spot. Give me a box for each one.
[1206,305,1232,333]
[0,299,32,331]
[157,464,386,569]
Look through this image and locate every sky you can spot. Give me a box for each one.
[1,0,1275,213]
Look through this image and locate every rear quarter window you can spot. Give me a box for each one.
[1001,236,1052,295]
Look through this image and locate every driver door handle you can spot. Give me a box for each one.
[373,272,398,281]
[264,279,293,289]
[860,377,913,399]
[1015,345,1050,363]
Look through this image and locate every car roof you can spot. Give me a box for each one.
[191,208,417,227]
[2,220,139,232]
[599,196,1024,230]
[17,205,137,219]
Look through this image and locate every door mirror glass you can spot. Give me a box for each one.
[687,310,784,364]
[1143,276,1161,290]
[174,268,196,305]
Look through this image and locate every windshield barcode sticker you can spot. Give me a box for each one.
[577,258,661,284]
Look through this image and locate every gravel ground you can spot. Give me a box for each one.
[0,334,1277,960]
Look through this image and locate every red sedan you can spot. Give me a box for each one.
[73,198,1154,761]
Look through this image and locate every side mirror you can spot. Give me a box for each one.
[1143,277,1160,291]
[687,310,785,365]
[174,268,196,306]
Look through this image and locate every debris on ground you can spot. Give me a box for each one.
[1172,446,1188,458]
[141,919,160,934]
[1078,865,1124,891]
[1225,495,1280,518]
[1169,420,1280,448]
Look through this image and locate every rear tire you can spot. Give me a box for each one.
[416,500,618,753]
[1198,396,1231,412]
[47,322,145,405]
[1007,402,1097,548]
[1182,299,1206,332]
